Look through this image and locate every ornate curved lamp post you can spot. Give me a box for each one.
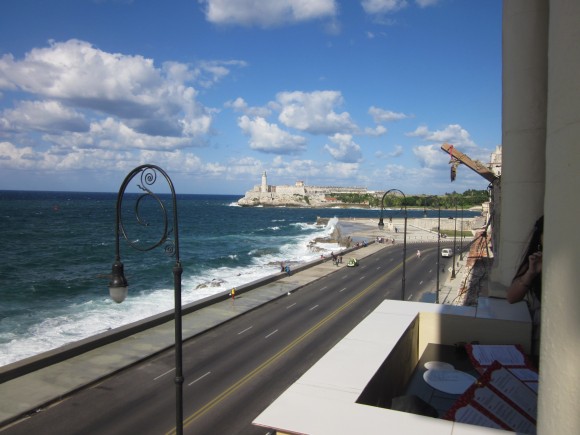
[108,164,184,435]
[378,189,407,300]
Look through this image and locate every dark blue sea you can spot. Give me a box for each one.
[0,190,472,366]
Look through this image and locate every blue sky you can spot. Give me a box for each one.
[0,0,502,195]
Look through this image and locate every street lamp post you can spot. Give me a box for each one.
[437,201,441,302]
[451,197,458,279]
[378,189,407,300]
[460,203,464,260]
[428,196,442,303]
[108,164,184,435]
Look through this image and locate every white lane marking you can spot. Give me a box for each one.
[376,266,382,270]
[341,275,348,280]
[428,269,433,273]
[319,286,328,291]
[339,287,347,293]
[407,294,413,301]
[154,368,175,381]
[286,302,297,309]
[359,276,366,280]
[238,326,253,335]
[188,371,211,386]
[309,305,319,311]
[419,280,424,285]
[265,329,278,339]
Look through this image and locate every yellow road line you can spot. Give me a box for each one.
[166,260,401,434]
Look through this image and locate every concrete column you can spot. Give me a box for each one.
[538,1,580,433]
[489,0,548,296]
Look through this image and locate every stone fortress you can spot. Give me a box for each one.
[237,171,369,207]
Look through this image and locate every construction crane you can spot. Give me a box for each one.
[441,143,499,183]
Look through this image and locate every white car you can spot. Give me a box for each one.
[441,248,453,258]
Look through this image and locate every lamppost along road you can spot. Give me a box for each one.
[426,196,442,303]
[377,189,407,301]
[108,164,184,434]
[2,243,450,435]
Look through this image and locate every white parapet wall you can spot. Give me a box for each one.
[254,298,531,435]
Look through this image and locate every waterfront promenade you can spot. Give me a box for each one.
[0,221,471,427]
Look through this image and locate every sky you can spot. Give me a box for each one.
[0,0,502,195]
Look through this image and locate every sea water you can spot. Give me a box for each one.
[0,190,471,366]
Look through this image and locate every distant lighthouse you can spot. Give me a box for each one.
[261,171,268,193]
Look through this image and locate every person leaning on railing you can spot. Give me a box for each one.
[507,216,543,361]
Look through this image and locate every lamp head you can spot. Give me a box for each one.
[109,260,128,303]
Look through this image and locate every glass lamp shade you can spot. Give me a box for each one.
[109,285,128,303]
[109,260,129,303]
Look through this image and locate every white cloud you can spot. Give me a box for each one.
[0,140,226,178]
[193,59,248,88]
[0,39,214,138]
[238,115,307,154]
[268,156,360,183]
[322,161,360,178]
[376,144,403,159]
[277,90,357,134]
[369,106,411,123]
[225,156,264,177]
[270,155,319,177]
[415,0,440,8]
[43,117,194,151]
[390,144,404,157]
[199,0,338,27]
[324,133,362,163]
[225,97,271,117]
[0,100,88,133]
[0,140,127,171]
[408,124,491,171]
[413,144,445,168]
[407,124,477,149]
[361,0,408,15]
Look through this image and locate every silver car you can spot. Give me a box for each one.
[441,248,453,257]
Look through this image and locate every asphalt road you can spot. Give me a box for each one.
[1,242,454,435]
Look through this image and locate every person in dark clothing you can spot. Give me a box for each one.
[507,216,543,359]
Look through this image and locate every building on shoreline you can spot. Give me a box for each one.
[237,171,369,207]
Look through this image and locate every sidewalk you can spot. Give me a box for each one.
[0,243,386,426]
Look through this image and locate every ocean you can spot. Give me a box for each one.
[0,190,470,367]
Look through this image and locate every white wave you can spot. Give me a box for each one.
[292,222,320,231]
[0,217,344,367]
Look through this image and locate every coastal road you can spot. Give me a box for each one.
[1,241,455,435]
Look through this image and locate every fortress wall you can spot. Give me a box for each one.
[305,186,368,194]
[275,185,306,195]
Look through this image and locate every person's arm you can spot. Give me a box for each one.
[507,252,542,303]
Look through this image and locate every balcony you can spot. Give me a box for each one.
[254,297,531,434]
